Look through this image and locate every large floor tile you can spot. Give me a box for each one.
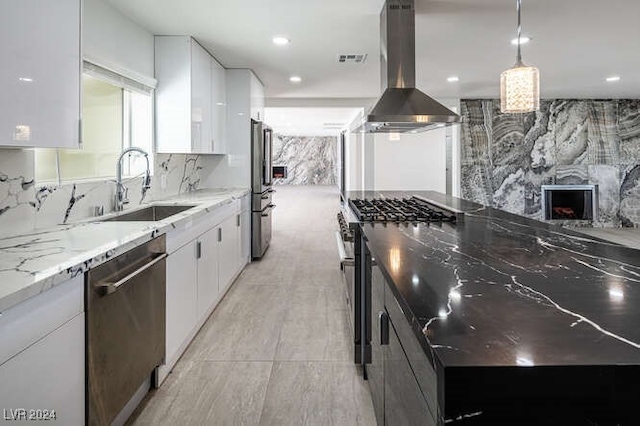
[183,311,286,362]
[285,283,347,318]
[275,309,352,362]
[258,361,376,426]
[131,186,376,425]
[132,361,272,426]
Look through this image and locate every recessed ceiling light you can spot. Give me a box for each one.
[289,76,302,83]
[606,76,621,82]
[511,36,531,45]
[18,77,34,82]
[447,76,459,83]
[272,36,290,46]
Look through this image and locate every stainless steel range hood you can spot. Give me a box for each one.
[355,0,460,133]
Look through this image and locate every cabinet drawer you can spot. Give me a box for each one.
[386,292,439,420]
[0,313,84,425]
[0,275,84,366]
[166,200,239,254]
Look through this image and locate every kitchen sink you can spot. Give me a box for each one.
[100,205,197,222]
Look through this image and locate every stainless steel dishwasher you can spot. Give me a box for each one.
[86,235,166,425]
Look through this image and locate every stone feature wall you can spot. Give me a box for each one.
[0,149,212,237]
[460,99,640,227]
[272,135,337,185]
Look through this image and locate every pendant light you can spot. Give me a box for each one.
[500,0,540,113]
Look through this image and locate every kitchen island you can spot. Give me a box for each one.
[352,191,640,424]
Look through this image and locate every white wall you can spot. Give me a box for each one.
[83,0,154,80]
[345,130,363,192]
[372,128,447,191]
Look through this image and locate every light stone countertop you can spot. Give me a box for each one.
[0,188,250,313]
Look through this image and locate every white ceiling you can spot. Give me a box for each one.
[108,0,640,133]
[265,107,362,136]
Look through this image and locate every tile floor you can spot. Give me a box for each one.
[129,185,376,426]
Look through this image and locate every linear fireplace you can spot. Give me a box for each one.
[541,185,598,221]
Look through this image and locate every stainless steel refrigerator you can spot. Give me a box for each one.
[251,119,275,259]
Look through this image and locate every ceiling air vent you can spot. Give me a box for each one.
[337,54,368,64]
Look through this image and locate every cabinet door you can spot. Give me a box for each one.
[385,317,437,426]
[0,314,84,425]
[218,213,240,293]
[249,72,265,121]
[155,36,192,153]
[166,241,198,362]
[191,40,212,153]
[210,57,227,154]
[369,265,386,425]
[196,226,220,318]
[0,0,80,148]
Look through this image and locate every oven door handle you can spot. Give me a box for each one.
[335,232,354,267]
[97,253,167,296]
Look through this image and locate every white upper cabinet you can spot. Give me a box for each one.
[191,41,212,154]
[250,73,265,122]
[0,0,81,148]
[210,56,227,154]
[155,36,227,154]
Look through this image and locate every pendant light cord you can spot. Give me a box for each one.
[516,0,522,64]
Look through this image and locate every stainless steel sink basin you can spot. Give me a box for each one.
[101,205,197,222]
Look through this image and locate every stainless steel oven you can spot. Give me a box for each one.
[343,195,460,374]
[337,207,369,365]
[336,213,355,327]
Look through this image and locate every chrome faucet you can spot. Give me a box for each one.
[115,147,151,212]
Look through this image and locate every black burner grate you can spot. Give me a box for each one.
[349,197,456,224]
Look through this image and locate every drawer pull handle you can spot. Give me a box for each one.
[379,311,389,345]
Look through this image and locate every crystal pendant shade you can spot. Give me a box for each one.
[500,0,540,114]
[500,62,540,113]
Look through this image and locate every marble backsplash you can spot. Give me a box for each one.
[272,135,337,185]
[0,149,212,237]
[460,99,640,227]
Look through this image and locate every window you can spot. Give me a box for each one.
[35,62,154,183]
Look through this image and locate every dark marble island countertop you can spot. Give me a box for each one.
[356,191,640,423]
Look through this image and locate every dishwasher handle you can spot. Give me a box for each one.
[97,252,167,296]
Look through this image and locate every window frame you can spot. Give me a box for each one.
[34,61,156,185]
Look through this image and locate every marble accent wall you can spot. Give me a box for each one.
[272,135,337,185]
[460,99,640,227]
[0,149,212,236]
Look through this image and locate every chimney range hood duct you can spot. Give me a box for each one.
[355,0,460,133]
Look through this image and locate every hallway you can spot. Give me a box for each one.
[131,185,376,425]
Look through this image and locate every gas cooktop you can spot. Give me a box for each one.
[348,197,457,224]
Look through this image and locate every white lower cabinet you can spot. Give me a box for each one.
[160,199,248,384]
[0,276,84,425]
[196,226,220,319]
[164,240,198,371]
[0,314,84,425]
[219,212,240,294]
